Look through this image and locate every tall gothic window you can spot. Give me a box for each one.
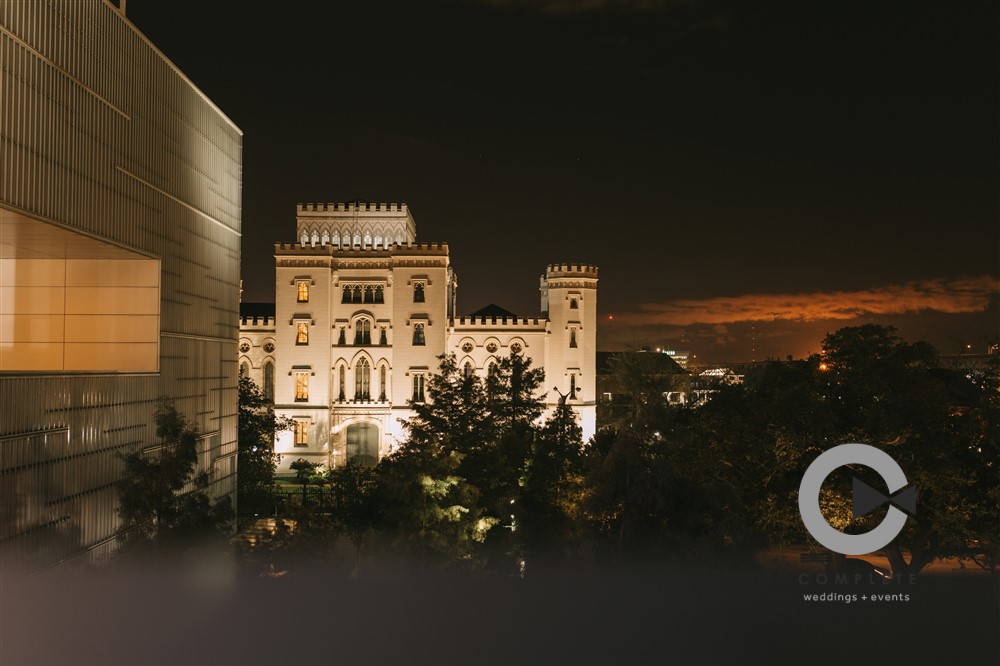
[374,286,384,304]
[355,358,371,401]
[412,374,425,403]
[296,323,309,345]
[294,420,309,447]
[263,361,274,401]
[297,281,309,302]
[338,365,346,402]
[379,327,387,346]
[338,327,346,346]
[346,423,379,467]
[364,285,374,303]
[342,286,352,303]
[379,365,387,402]
[570,373,577,400]
[569,328,577,348]
[413,283,425,303]
[463,362,473,379]
[240,361,249,378]
[413,323,425,346]
[354,319,371,345]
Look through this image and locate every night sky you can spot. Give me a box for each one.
[126,0,999,363]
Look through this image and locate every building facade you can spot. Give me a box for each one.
[240,202,597,473]
[1,0,242,568]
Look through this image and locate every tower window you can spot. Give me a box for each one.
[297,281,310,302]
[413,323,425,346]
[338,327,346,346]
[413,283,425,303]
[296,323,309,345]
[379,365,387,402]
[569,328,577,348]
[364,285,374,303]
[379,327,388,346]
[412,374,426,403]
[295,372,309,401]
[570,298,578,309]
[338,365,346,402]
[355,358,371,401]
[374,285,384,304]
[263,361,274,401]
[570,373,577,400]
[294,420,309,447]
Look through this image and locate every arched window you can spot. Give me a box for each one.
[413,323,425,346]
[321,231,330,245]
[352,285,362,304]
[240,361,249,378]
[296,323,309,345]
[353,232,361,246]
[300,231,308,245]
[332,231,341,248]
[342,285,352,303]
[412,374,425,402]
[379,365,387,402]
[374,286,384,304]
[346,423,379,467]
[354,319,371,345]
[338,365,346,402]
[338,327,346,346]
[355,358,371,401]
[311,231,319,246]
[463,362,473,379]
[363,232,372,246]
[364,285,374,303]
[295,372,309,401]
[374,234,383,247]
[379,327,387,346]
[570,373,577,400]
[570,298,578,309]
[263,361,274,401]
[569,328,577,348]
[413,283,425,303]
[297,281,309,302]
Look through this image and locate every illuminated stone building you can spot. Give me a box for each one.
[240,202,597,473]
[1,0,242,567]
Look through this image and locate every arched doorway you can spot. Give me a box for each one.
[346,422,379,467]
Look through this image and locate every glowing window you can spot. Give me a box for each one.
[294,420,309,447]
[297,281,309,302]
[295,372,309,401]
[296,323,309,345]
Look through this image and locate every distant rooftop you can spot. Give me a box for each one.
[468,304,519,319]
[596,351,688,376]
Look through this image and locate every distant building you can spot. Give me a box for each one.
[240,202,597,473]
[1,1,242,568]
[596,351,689,406]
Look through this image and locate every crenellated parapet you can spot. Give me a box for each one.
[298,201,408,214]
[455,316,546,327]
[240,315,276,327]
[546,263,599,279]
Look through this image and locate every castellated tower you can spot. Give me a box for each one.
[541,264,599,439]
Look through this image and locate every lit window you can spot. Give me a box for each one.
[295,372,309,401]
[413,283,425,303]
[413,323,425,346]
[294,420,309,447]
[263,361,274,401]
[412,374,425,402]
[296,323,309,345]
[569,328,577,348]
[297,281,310,302]
[355,358,371,401]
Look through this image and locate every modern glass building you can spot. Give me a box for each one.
[1,0,242,568]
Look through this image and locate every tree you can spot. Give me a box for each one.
[327,461,379,575]
[289,458,320,503]
[518,401,585,563]
[116,400,233,552]
[237,375,292,516]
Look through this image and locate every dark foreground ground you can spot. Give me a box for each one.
[2,561,997,665]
